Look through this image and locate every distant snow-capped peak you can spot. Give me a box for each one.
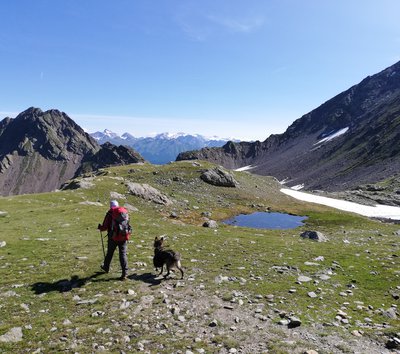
[91,129,238,142]
[103,129,119,138]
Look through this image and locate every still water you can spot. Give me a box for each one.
[223,211,307,230]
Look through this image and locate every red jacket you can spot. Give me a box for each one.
[99,207,116,234]
[99,206,131,241]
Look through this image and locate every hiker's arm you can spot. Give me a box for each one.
[98,211,111,231]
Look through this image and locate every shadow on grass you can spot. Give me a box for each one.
[31,272,105,294]
[128,272,162,286]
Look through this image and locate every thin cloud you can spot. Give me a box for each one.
[206,15,265,33]
[175,5,266,41]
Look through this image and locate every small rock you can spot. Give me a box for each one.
[288,317,302,328]
[386,337,400,349]
[209,319,218,327]
[203,220,218,228]
[0,327,23,342]
[171,306,180,315]
[383,308,397,319]
[308,292,317,298]
[215,274,229,284]
[300,230,328,242]
[278,319,290,326]
[298,275,312,283]
[20,303,30,312]
[91,311,105,317]
[351,330,363,337]
[0,241,6,248]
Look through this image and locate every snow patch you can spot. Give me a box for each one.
[314,127,349,145]
[291,184,304,191]
[235,165,256,172]
[281,188,400,220]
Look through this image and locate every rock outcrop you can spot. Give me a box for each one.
[126,182,173,205]
[200,167,238,187]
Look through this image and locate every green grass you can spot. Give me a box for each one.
[0,161,399,352]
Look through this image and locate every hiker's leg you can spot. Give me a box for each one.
[118,241,128,276]
[103,238,117,271]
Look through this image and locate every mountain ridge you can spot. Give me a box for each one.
[0,107,145,196]
[177,60,400,191]
[91,130,239,164]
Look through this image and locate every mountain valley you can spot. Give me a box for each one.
[177,60,400,193]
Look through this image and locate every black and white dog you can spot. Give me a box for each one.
[153,236,184,279]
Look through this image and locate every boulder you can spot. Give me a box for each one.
[300,230,328,242]
[203,220,218,228]
[124,203,139,212]
[200,167,238,187]
[126,182,173,205]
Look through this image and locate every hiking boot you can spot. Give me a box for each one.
[100,264,109,273]
[119,274,127,281]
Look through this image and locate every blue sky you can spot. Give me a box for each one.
[1,1,399,140]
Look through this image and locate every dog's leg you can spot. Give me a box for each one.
[164,264,170,278]
[176,261,184,279]
[158,265,164,276]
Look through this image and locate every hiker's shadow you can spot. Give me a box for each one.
[128,272,162,286]
[31,272,104,295]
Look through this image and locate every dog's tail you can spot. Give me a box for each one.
[173,251,181,261]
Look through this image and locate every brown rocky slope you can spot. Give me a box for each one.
[0,107,145,196]
[177,60,400,192]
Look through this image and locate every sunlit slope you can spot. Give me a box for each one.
[0,161,399,353]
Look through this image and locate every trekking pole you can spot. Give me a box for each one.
[100,230,106,260]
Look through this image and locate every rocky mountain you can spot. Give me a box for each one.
[177,60,400,192]
[0,107,145,196]
[91,131,237,164]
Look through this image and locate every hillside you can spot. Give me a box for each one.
[0,161,399,353]
[0,108,145,196]
[91,130,236,164]
[177,60,400,192]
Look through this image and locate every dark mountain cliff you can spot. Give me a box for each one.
[0,107,144,196]
[177,61,400,191]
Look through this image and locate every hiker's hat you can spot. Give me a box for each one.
[110,200,119,208]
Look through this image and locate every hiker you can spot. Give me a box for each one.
[98,200,131,281]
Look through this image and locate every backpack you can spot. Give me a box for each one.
[110,207,132,242]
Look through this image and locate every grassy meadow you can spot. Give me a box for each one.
[0,161,399,353]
